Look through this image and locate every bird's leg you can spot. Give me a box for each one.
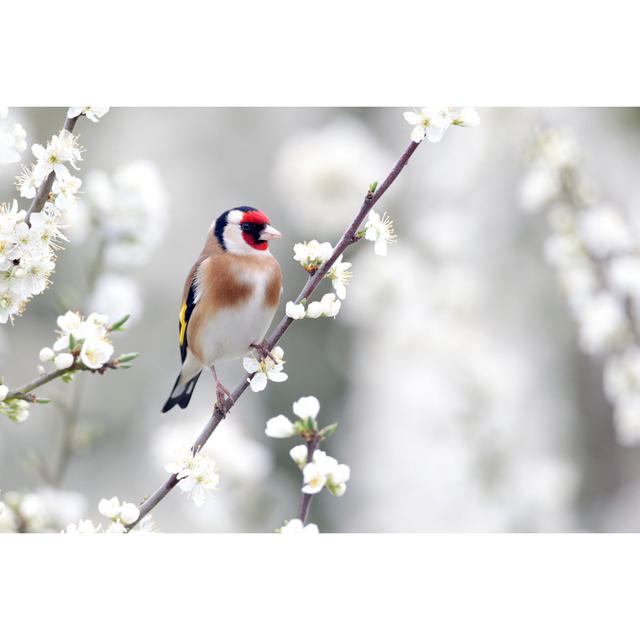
[250,342,274,363]
[210,364,233,416]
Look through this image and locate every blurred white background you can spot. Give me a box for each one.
[2,107,640,532]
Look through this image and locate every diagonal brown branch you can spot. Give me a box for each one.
[128,139,421,529]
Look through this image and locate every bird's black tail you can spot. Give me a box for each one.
[161,371,202,413]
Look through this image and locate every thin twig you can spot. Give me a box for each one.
[128,139,421,529]
[5,358,122,402]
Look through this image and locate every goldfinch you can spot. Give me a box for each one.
[162,206,283,414]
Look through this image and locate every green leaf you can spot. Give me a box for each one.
[319,422,339,438]
[110,314,130,331]
[117,352,139,363]
[68,333,77,350]
[369,181,378,193]
[35,397,51,404]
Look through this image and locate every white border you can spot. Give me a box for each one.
[2,0,639,105]
[2,534,639,638]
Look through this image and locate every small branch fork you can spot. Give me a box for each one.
[128,140,421,530]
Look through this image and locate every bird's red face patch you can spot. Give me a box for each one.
[241,210,270,226]
[241,210,270,251]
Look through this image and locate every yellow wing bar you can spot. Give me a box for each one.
[179,302,188,346]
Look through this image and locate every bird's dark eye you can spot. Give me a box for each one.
[241,222,252,232]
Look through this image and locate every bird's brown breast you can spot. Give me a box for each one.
[199,253,281,309]
[185,253,282,362]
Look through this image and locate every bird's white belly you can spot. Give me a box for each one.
[198,291,277,365]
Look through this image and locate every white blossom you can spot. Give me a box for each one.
[519,166,561,212]
[577,292,628,355]
[300,449,351,497]
[301,462,326,494]
[51,174,81,212]
[608,255,640,298]
[39,347,54,362]
[363,210,397,256]
[62,519,101,534]
[67,107,110,122]
[32,130,81,182]
[165,447,220,507]
[0,384,7,401]
[17,168,38,199]
[325,254,352,300]
[54,352,74,370]
[280,519,319,534]
[265,414,296,438]
[306,293,341,319]
[289,444,308,468]
[403,107,452,143]
[292,396,320,421]
[98,496,121,519]
[293,239,333,272]
[285,301,306,319]
[98,496,139,526]
[578,205,635,259]
[243,345,288,392]
[0,200,65,322]
[451,107,480,128]
[613,396,640,446]
[0,120,27,164]
[80,336,114,369]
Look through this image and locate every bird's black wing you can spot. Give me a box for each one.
[178,277,197,364]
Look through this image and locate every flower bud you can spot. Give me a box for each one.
[39,347,55,363]
[54,353,74,370]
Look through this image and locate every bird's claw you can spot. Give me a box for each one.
[215,381,234,416]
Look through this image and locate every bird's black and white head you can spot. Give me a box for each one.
[213,206,282,255]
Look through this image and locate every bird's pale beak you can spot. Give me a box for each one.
[260,225,282,241]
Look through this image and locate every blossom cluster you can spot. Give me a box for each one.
[267,395,349,532]
[285,209,396,320]
[0,311,134,424]
[165,446,220,507]
[0,108,27,165]
[243,345,288,392]
[403,106,480,144]
[97,496,139,533]
[67,107,109,123]
[61,495,157,534]
[522,128,640,444]
[41,310,116,371]
[295,448,351,497]
[1,109,106,323]
[0,201,65,322]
